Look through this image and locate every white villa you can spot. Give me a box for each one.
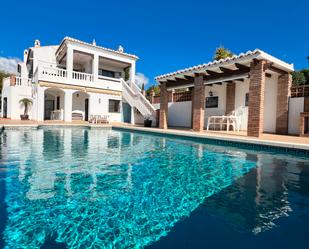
[1,37,155,124]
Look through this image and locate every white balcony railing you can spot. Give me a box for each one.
[36,65,122,91]
[16,77,32,87]
[72,71,94,82]
[41,66,67,79]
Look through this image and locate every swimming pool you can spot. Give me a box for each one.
[0,127,308,249]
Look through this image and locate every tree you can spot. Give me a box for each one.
[301,69,309,84]
[19,98,33,116]
[292,69,309,86]
[124,67,130,81]
[146,85,160,96]
[213,46,234,61]
[0,71,11,91]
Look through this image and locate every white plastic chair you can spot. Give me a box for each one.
[227,106,246,132]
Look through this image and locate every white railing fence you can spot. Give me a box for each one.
[72,71,94,82]
[41,66,68,79]
[15,77,32,87]
[121,79,156,118]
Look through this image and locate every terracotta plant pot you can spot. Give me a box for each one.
[20,114,29,120]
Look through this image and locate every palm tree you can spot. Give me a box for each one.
[19,98,33,119]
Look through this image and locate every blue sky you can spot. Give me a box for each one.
[0,0,308,87]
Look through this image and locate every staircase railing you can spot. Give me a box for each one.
[121,79,156,117]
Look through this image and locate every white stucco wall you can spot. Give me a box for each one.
[88,92,122,122]
[288,97,304,135]
[1,82,33,120]
[235,80,249,130]
[204,84,227,127]
[168,101,192,127]
[264,76,278,133]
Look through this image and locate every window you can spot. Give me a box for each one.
[205,96,219,108]
[245,93,249,106]
[99,69,115,78]
[109,99,120,113]
[99,69,122,78]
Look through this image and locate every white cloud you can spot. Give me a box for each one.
[135,72,149,88]
[0,56,21,73]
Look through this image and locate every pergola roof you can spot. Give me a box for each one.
[155,49,294,84]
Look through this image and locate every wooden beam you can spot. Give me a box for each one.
[219,67,235,74]
[235,63,249,70]
[184,75,194,81]
[206,70,221,76]
[269,66,286,75]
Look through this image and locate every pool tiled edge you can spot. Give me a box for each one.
[112,126,309,157]
[1,123,308,156]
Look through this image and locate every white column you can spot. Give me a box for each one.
[64,89,73,122]
[92,54,99,81]
[129,62,136,86]
[66,45,73,81]
[130,106,135,125]
[37,86,46,121]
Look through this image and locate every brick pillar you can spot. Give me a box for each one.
[189,87,194,128]
[150,89,155,104]
[10,75,16,86]
[192,74,205,132]
[247,60,266,137]
[276,73,292,134]
[159,83,168,129]
[226,82,236,114]
[299,113,305,136]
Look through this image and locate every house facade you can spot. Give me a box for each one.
[1,37,155,123]
[155,50,295,137]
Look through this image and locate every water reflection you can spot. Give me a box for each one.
[202,153,309,235]
[1,128,308,249]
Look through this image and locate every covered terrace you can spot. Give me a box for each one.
[155,49,294,137]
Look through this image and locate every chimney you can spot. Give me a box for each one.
[34,39,41,48]
[23,49,28,62]
[92,39,96,46]
[118,45,124,53]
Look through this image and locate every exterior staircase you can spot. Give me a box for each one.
[121,79,156,122]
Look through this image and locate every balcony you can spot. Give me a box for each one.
[3,76,32,88]
[35,66,122,92]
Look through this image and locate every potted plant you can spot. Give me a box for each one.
[19,98,33,120]
[144,116,152,127]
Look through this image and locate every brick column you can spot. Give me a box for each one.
[10,75,16,86]
[192,74,205,132]
[247,60,266,137]
[159,83,168,129]
[226,82,236,114]
[276,73,292,134]
[299,113,305,136]
[149,89,155,104]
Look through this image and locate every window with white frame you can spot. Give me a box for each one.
[108,99,120,113]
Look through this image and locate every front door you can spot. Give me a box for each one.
[3,97,7,118]
[85,98,89,121]
[44,100,54,120]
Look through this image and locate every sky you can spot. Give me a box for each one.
[0,0,308,87]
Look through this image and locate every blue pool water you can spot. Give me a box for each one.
[0,127,308,249]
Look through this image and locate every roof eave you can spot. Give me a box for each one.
[55,37,139,60]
